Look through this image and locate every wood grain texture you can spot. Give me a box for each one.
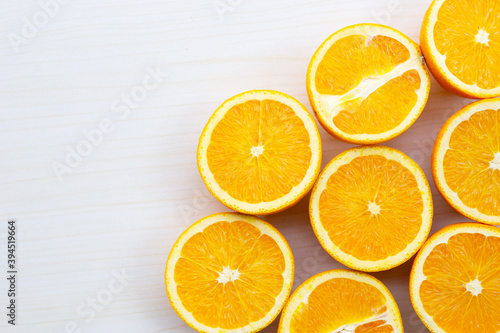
[0,0,484,332]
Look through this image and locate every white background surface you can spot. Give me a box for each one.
[0,0,481,332]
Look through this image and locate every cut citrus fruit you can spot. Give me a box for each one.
[421,0,500,98]
[278,269,403,333]
[166,212,294,333]
[432,98,500,225]
[197,90,322,215]
[307,23,430,144]
[410,223,500,333]
[310,146,433,271]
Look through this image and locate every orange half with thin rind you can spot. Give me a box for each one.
[421,0,500,98]
[307,24,430,144]
[310,146,433,272]
[166,213,294,333]
[197,90,322,215]
[432,98,500,225]
[410,223,500,333]
[278,270,403,333]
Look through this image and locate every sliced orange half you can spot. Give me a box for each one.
[197,90,322,215]
[410,223,500,333]
[307,24,431,144]
[421,0,500,98]
[310,146,433,271]
[166,213,294,333]
[432,98,500,225]
[278,269,403,333]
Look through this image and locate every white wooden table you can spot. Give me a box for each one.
[0,0,480,332]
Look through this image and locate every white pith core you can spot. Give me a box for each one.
[465,278,483,296]
[318,56,423,119]
[365,34,374,46]
[475,29,490,46]
[490,152,500,171]
[217,267,240,284]
[367,202,381,215]
[250,144,264,158]
[331,311,390,333]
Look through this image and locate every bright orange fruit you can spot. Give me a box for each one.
[433,98,500,225]
[310,146,433,271]
[197,90,322,215]
[307,24,430,144]
[421,0,500,98]
[166,213,294,333]
[279,270,403,333]
[410,223,500,333]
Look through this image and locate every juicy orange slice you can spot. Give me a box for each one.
[410,223,500,333]
[197,90,322,215]
[278,270,403,333]
[307,24,430,144]
[421,0,500,98]
[310,146,433,271]
[166,213,294,333]
[432,98,500,225]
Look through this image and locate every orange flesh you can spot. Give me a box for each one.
[434,0,500,89]
[289,278,393,332]
[207,99,311,203]
[174,220,286,329]
[316,35,410,95]
[319,155,423,260]
[420,232,500,333]
[333,70,421,134]
[315,35,421,135]
[443,108,500,215]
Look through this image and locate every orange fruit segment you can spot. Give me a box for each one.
[432,98,500,225]
[278,270,403,333]
[421,0,500,98]
[166,213,294,333]
[310,146,433,271]
[307,24,430,144]
[410,223,500,333]
[197,90,322,215]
